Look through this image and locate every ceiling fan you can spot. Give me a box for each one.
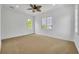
[27,4,42,12]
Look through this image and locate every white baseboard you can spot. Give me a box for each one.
[35,33,74,42]
[74,35,79,53]
[74,43,79,53]
[1,33,34,40]
[2,33,74,42]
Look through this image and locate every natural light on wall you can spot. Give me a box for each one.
[41,17,47,29]
[75,4,78,34]
[47,17,53,29]
[27,19,32,29]
[41,16,53,30]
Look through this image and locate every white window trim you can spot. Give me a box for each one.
[75,4,78,34]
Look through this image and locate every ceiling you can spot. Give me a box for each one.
[3,4,57,15]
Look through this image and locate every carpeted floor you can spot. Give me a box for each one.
[1,34,78,54]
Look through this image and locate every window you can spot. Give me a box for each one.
[41,17,47,29]
[75,5,79,35]
[41,16,53,30]
[47,17,53,29]
[27,19,32,29]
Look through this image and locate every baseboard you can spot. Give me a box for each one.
[2,33,74,42]
[74,43,79,53]
[1,33,34,40]
[35,33,74,42]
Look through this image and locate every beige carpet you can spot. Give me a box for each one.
[1,34,78,54]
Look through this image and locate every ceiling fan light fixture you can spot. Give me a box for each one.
[27,4,42,13]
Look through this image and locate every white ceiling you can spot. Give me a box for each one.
[3,4,57,15]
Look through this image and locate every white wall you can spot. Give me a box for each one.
[1,5,35,40]
[74,4,79,52]
[0,5,1,51]
[78,5,79,34]
[35,5,75,41]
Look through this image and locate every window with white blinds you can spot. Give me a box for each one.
[41,16,53,30]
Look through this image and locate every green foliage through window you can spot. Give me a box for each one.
[41,25,48,29]
[26,19,32,29]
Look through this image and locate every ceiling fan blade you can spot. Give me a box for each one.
[37,6,42,8]
[36,9,41,12]
[33,4,37,8]
[32,9,35,12]
[30,4,34,8]
[10,6,15,9]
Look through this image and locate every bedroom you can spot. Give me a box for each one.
[0,4,79,54]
